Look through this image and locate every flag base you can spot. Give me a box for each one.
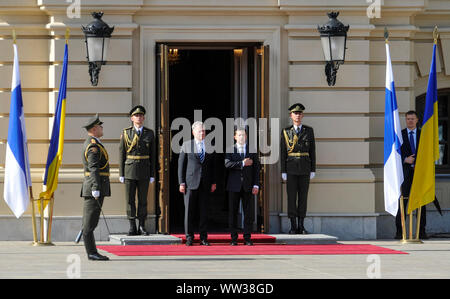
[32,241,55,247]
[399,239,423,244]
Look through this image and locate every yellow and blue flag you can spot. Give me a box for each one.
[408,42,440,214]
[39,42,68,201]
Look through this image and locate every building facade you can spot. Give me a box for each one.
[1,0,450,240]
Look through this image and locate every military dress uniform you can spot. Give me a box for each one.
[119,105,155,235]
[80,115,111,261]
[280,103,316,234]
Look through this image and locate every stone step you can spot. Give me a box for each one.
[109,233,338,245]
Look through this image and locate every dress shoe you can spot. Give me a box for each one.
[244,240,254,246]
[127,219,138,236]
[138,220,149,236]
[289,217,297,234]
[230,241,238,246]
[185,238,193,246]
[138,225,149,236]
[200,240,210,246]
[88,253,109,261]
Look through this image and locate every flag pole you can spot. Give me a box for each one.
[411,26,439,242]
[399,196,407,241]
[29,187,38,245]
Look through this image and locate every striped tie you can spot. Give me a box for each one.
[199,145,205,163]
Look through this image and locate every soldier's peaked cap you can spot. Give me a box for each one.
[130,105,146,116]
[288,103,305,113]
[83,113,103,130]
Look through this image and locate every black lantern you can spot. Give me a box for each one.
[82,12,114,86]
[317,12,349,86]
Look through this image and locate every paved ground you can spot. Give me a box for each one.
[0,239,449,280]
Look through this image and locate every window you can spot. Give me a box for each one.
[416,89,449,173]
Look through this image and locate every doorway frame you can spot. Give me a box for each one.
[140,25,281,233]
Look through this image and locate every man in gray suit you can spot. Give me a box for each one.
[178,121,216,246]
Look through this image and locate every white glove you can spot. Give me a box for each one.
[282,173,287,181]
[310,172,315,179]
[119,176,125,183]
[150,177,155,184]
[92,190,100,198]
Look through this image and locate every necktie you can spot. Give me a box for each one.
[409,131,416,154]
[198,144,205,163]
[239,146,245,159]
[136,129,141,137]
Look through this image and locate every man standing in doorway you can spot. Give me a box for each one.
[178,121,217,246]
[395,110,427,239]
[225,128,260,246]
[119,105,156,236]
[81,114,110,261]
[280,103,316,234]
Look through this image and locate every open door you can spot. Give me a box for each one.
[156,43,170,233]
[256,45,270,233]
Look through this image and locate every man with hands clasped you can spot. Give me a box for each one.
[280,103,316,234]
[119,105,155,236]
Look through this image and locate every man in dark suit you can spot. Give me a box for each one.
[119,105,156,236]
[280,103,316,234]
[81,114,110,261]
[395,110,427,239]
[225,128,260,246]
[178,121,216,246]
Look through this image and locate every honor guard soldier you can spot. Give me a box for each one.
[119,105,156,236]
[81,114,110,261]
[280,103,316,234]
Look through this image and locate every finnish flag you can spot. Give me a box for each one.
[383,43,404,216]
[3,43,32,218]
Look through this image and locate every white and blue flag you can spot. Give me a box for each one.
[3,43,32,218]
[383,43,404,216]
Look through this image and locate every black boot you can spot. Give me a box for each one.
[289,217,297,234]
[127,219,138,236]
[138,219,149,236]
[297,217,308,234]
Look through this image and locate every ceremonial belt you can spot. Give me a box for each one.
[127,155,149,160]
[85,172,110,177]
[288,152,309,157]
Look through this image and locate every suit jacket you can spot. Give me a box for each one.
[178,139,216,190]
[119,126,155,180]
[81,136,111,198]
[225,144,261,193]
[401,127,420,196]
[280,125,316,175]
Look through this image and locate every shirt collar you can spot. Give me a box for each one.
[407,128,417,134]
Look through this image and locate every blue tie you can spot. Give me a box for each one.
[409,131,416,154]
[199,145,205,163]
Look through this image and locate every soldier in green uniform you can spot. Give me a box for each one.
[119,105,156,236]
[81,114,110,261]
[280,103,316,234]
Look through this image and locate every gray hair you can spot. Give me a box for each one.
[192,121,204,131]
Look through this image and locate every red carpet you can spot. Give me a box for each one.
[98,244,407,256]
[171,233,276,244]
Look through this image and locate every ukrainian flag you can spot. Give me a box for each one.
[39,42,68,201]
[408,41,440,214]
